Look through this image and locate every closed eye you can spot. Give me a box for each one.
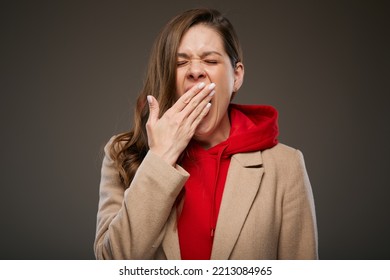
[204,60,218,65]
[177,60,189,66]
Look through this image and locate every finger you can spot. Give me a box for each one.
[186,89,214,123]
[190,102,212,131]
[146,95,159,125]
[172,82,206,112]
[181,83,215,118]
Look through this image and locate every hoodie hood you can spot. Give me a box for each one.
[188,103,279,157]
[222,103,278,155]
[178,104,279,260]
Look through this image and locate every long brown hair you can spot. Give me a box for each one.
[110,8,243,188]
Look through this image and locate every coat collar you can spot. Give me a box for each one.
[162,151,264,260]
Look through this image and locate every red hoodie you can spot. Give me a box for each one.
[177,104,279,260]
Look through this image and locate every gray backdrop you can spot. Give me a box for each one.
[1,0,389,259]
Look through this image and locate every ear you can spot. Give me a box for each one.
[232,62,244,99]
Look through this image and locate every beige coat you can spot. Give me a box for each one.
[94,138,318,259]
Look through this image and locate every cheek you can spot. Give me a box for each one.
[217,92,233,108]
[215,80,234,102]
[175,73,184,97]
[211,69,235,90]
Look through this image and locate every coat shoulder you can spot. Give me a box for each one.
[261,143,307,175]
[262,143,301,161]
[103,134,127,155]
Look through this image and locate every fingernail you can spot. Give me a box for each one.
[147,95,152,104]
[206,102,211,109]
[208,90,215,97]
[197,82,205,89]
[208,83,216,90]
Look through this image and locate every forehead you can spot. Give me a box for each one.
[178,24,225,54]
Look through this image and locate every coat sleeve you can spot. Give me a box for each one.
[277,149,318,259]
[93,138,189,259]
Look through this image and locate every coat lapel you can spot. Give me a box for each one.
[162,151,264,260]
[210,151,264,259]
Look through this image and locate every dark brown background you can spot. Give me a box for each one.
[1,0,389,259]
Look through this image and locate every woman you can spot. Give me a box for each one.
[94,8,318,260]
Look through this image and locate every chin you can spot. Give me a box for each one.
[194,120,216,140]
[194,126,212,138]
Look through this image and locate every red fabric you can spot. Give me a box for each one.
[177,104,279,260]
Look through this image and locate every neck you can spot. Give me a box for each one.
[194,113,231,149]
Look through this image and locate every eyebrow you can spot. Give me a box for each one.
[177,51,223,59]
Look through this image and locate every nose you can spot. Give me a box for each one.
[186,61,206,81]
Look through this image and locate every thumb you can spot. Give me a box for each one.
[147,95,159,125]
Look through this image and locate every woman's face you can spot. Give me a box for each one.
[175,24,244,147]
